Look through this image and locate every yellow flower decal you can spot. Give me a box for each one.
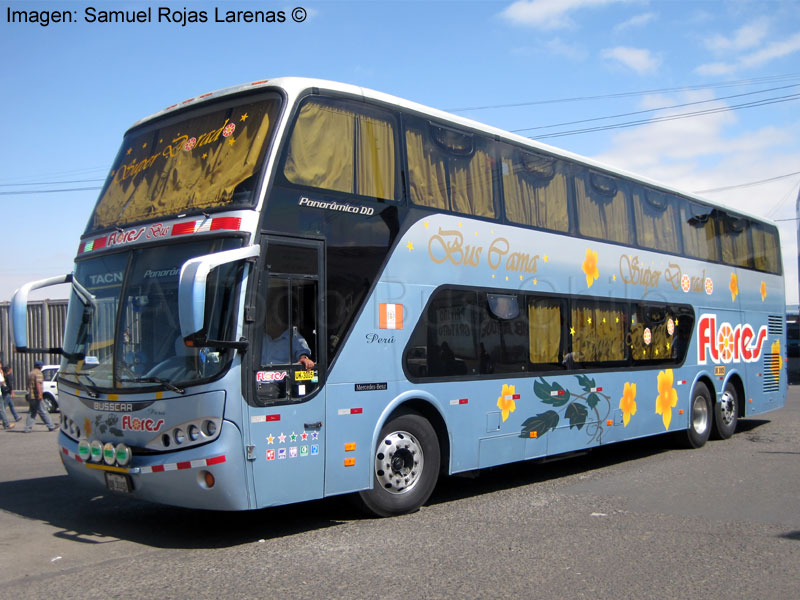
[729,273,738,302]
[760,281,767,302]
[655,369,678,431]
[497,383,518,422]
[582,249,599,288]
[619,382,637,427]
[771,340,783,379]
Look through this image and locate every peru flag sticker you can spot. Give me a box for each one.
[379,303,404,330]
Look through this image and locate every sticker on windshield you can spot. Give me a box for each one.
[256,370,287,382]
[85,356,100,365]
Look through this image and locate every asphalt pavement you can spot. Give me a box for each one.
[1,387,798,599]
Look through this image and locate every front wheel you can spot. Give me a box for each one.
[683,383,712,449]
[41,394,58,413]
[357,411,440,517]
[713,382,739,439]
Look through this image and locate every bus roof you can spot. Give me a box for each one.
[130,77,777,229]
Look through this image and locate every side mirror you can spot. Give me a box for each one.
[178,245,260,341]
[11,274,72,352]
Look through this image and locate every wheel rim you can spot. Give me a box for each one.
[375,430,424,495]
[719,390,736,426]
[692,395,709,434]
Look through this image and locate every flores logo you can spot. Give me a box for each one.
[697,313,768,365]
[121,415,165,432]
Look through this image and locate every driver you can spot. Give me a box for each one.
[260,293,314,370]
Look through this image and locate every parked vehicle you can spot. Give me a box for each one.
[41,365,60,413]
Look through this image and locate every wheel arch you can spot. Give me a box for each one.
[374,391,451,477]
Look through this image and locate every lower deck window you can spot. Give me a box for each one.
[405,286,694,380]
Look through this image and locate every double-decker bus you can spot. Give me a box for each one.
[11,78,787,516]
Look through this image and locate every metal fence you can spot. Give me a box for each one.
[0,300,68,392]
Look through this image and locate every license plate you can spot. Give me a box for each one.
[105,472,132,493]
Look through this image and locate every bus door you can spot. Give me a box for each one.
[246,237,325,507]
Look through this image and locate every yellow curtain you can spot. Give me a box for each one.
[631,315,673,361]
[502,157,568,232]
[719,220,751,268]
[357,116,395,200]
[284,102,354,193]
[406,129,448,209]
[528,302,561,363]
[632,189,680,253]
[575,174,632,244]
[571,304,625,363]
[752,225,780,273]
[450,149,494,218]
[681,206,720,261]
[94,101,273,229]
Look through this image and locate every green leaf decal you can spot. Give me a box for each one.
[520,410,560,438]
[534,378,554,401]
[536,378,570,406]
[566,402,588,430]
[586,393,600,409]
[576,374,596,393]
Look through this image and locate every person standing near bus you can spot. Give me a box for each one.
[2,365,21,423]
[25,361,55,433]
[0,363,13,430]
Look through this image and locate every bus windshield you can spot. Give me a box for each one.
[87,94,281,234]
[60,239,243,393]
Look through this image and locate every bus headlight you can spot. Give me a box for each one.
[78,439,91,462]
[188,425,200,441]
[203,420,217,436]
[90,440,103,463]
[174,428,186,445]
[115,443,131,466]
[103,443,116,465]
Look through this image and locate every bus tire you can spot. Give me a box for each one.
[713,382,738,439]
[684,383,712,449]
[358,410,440,517]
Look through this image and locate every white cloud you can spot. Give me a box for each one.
[590,94,800,303]
[705,18,770,54]
[500,0,630,30]
[601,46,662,75]
[613,12,657,33]
[696,30,800,75]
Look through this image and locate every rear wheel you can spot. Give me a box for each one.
[357,411,440,517]
[713,382,739,439]
[684,383,712,449]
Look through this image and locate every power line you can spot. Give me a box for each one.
[0,178,105,187]
[0,186,102,196]
[695,171,800,194]
[511,83,800,133]
[531,93,800,140]
[446,72,800,112]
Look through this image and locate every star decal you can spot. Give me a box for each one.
[278,433,286,444]
[289,432,298,443]
[301,431,308,441]
[311,431,319,441]
[227,137,236,146]
[267,434,274,445]
[240,113,249,122]
[407,242,414,251]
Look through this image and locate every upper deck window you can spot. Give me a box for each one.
[575,171,633,245]
[283,98,397,200]
[89,95,280,233]
[632,187,681,254]
[405,119,496,218]
[501,147,569,232]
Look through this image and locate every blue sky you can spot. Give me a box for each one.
[2,0,799,304]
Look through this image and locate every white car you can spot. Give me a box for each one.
[41,364,60,413]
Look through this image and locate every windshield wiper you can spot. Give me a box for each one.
[119,376,185,395]
[60,372,100,398]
